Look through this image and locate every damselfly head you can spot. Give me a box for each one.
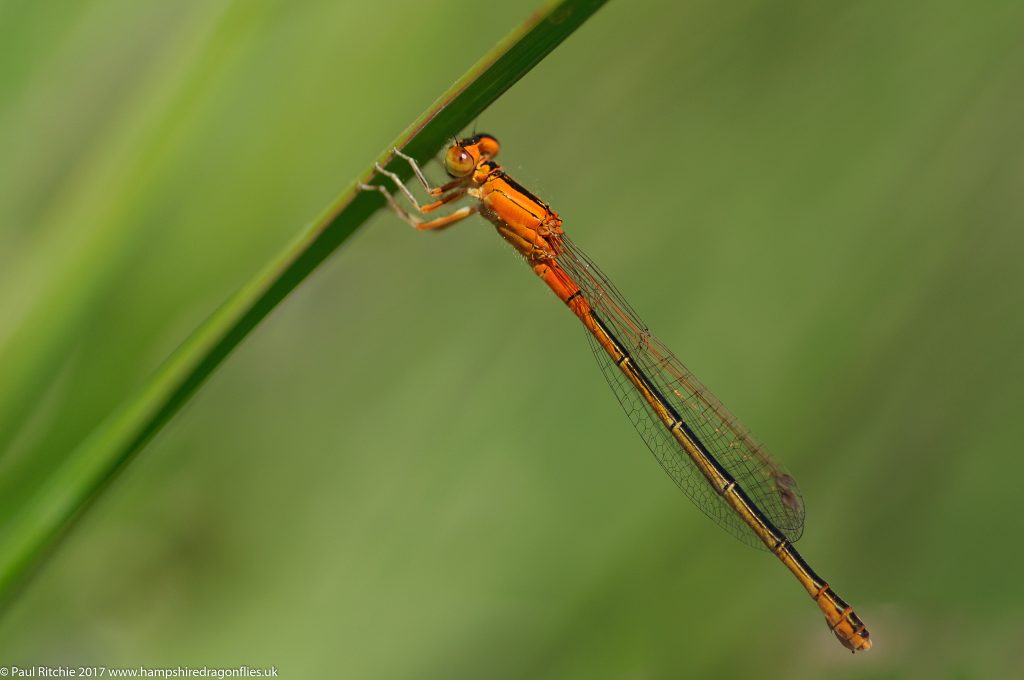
[444,134,501,177]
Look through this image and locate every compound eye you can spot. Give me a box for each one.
[445,146,476,177]
[476,135,500,160]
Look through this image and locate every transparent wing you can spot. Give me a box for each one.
[557,236,805,549]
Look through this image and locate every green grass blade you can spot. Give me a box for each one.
[0,0,607,601]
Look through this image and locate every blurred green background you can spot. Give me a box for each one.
[2,0,1023,677]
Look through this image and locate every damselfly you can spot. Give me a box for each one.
[359,134,871,652]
